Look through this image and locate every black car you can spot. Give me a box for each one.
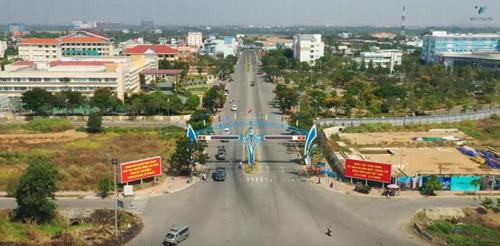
[212,167,226,181]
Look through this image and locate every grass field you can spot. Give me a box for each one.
[0,126,184,191]
[426,220,500,245]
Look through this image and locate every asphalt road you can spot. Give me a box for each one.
[127,51,479,245]
[0,50,480,245]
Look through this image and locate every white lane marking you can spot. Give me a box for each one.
[247,177,250,182]
[260,177,263,182]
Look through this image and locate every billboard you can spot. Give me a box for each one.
[120,156,162,183]
[345,159,392,183]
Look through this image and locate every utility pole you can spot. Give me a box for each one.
[111,158,119,240]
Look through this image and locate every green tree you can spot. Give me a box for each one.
[97,177,112,198]
[169,137,208,172]
[188,109,211,130]
[90,88,121,113]
[13,155,59,224]
[21,88,55,115]
[184,94,200,110]
[470,178,481,194]
[421,175,442,196]
[87,113,102,133]
[54,90,85,114]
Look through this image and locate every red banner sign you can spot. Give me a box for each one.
[120,156,162,183]
[345,159,392,183]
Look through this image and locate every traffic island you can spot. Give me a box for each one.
[0,208,143,245]
[245,162,261,175]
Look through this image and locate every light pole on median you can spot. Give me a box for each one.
[111,157,119,240]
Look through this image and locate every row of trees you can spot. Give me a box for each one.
[21,88,200,116]
[264,47,499,124]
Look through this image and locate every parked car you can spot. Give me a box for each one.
[215,146,226,160]
[250,81,256,86]
[163,225,189,245]
[212,167,226,181]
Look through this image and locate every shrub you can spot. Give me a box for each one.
[354,182,371,194]
[97,177,113,198]
[26,118,73,133]
[87,113,102,133]
[480,197,494,210]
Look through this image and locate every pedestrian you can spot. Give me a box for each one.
[329,182,334,189]
[326,225,332,236]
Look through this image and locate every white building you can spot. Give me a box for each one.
[0,56,157,100]
[0,40,7,58]
[360,49,402,73]
[72,20,99,29]
[293,34,324,65]
[18,38,62,62]
[17,30,115,62]
[187,32,203,48]
[202,36,238,58]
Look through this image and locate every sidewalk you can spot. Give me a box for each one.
[310,176,500,198]
[0,175,197,199]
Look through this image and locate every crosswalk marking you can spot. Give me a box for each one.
[127,197,149,215]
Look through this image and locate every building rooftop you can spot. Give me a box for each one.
[126,44,177,54]
[428,31,500,38]
[48,61,115,67]
[437,51,500,60]
[19,38,59,45]
[61,36,108,43]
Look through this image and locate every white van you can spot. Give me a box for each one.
[163,225,189,245]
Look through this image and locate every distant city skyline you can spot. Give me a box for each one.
[0,0,499,27]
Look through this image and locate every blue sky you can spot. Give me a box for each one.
[0,0,499,26]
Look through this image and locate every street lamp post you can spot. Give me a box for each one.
[111,158,119,240]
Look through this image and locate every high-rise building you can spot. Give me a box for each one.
[7,23,28,37]
[421,31,500,63]
[187,32,203,47]
[141,21,154,30]
[292,34,324,65]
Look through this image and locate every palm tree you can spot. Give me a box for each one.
[471,178,481,194]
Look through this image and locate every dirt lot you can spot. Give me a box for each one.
[361,147,499,176]
[0,128,181,191]
[339,131,469,146]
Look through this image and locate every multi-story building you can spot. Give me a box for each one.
[125,44,178,61]
[18,38,62,62]
[293,34,324,65]
[435,52,500,71]
[360,49,402,73]
[202,36,238,58]
[72,20,99,29]
[187,32,203,47]
[60,30,114,56]
[0,56,157,100]
[17,30,114,62]
[421,31,500,63]
[0,40,7,58]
